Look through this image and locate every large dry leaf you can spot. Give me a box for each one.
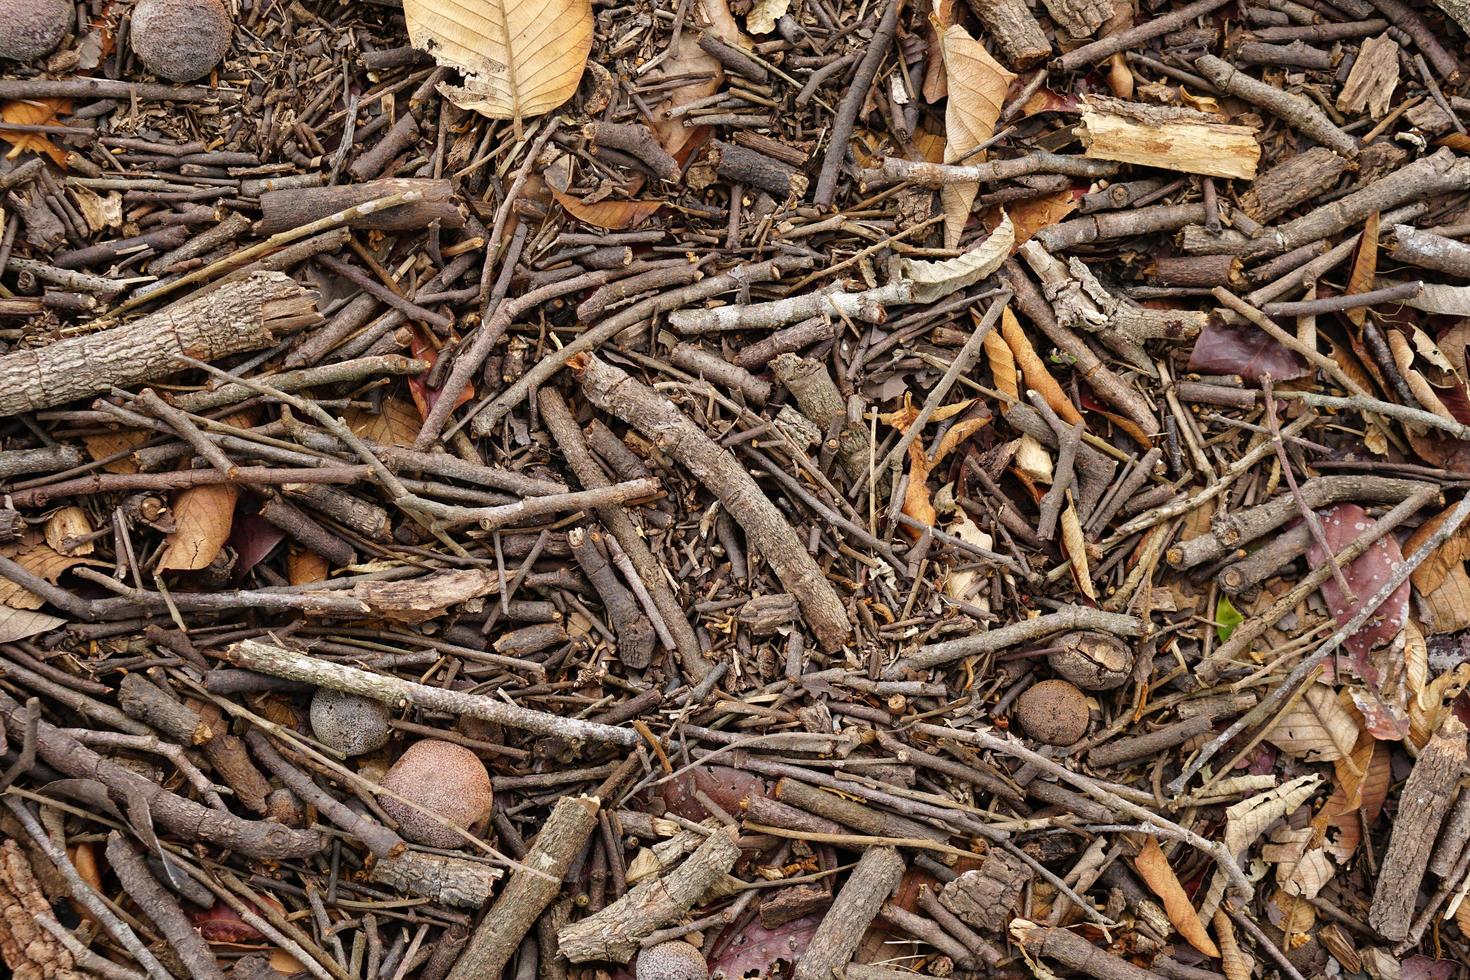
[0,606,65,643]
[1213,911,1253,980]
[551,189,663,230]
[1135,836,1219,958]
[1263,824,1334,900]
[1344,212,1379,328]
[650,0,745,154]
[984,328,1019,401]
[2,99,71,166]
[1306,504,1408,682]
[0,544,104,609]
[403,0,593,127]
[1223,774,1322,857]
[903,213,1014,303]
[746,0,790,33]
[1399,280,1470,315]
[1266,683,1361,763]
[939,25,1015,248]
[1188,317,1309,384]
[1313,733,1391,864]
[346,397,422,448]
[287,544,329,586]
[1002,189,1079,246]
[82,428,150,474]
[157,484,239,572]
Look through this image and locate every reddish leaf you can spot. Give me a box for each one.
[407,329,473,416]
[709,914,820,980]
[1187,318,1309,384]
[189,901,266,943]
[1402,957,1456,980]
[657,764,766,820]
[230,514,285,578]
[1305,504,1408,683]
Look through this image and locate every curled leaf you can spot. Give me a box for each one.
[1135,836,1219,958]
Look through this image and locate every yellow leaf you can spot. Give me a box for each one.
[1060,500,1096,601]
[157,484,238,572]
[1,99,71,166]
[984,328,1019,401]
[287,543,329,585]
[939,24,1015,248]
[1345,212,1379,328]
[1002,306,1083,426]
[402,0,593,127]
[551,189,663,230]
[1135,836,1220,958]
[1213,910,1252,980]
[1001,190,1079,247]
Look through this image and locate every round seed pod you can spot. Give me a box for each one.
[636,941,708,980]
[0,0,72,62]
[1047,631,1135,691]
[129,0,232,82]
[379,739,493,848]
[309,689,391,758]
[1013,679,1090,746]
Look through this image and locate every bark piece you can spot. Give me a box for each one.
[572,355,852,651]
[0,273,317,418]
[1079,95,1259,179]
[1011,920,1160,980]
[1388,224,1470,277]
[570,525,656,669]
[369,851,502,908]
[1237,146,1349,223]
[1369,717,1467,940]
[961,0,1050,67]
[258,179,466,234]
[773,776,948,842]
[446,796,600,980]
[939,848,1032,933]
[772,353,870,484]
[1041,0,1112,38]
[759,884,833,927]
[710,141,807,197]
[792,847,905,980]
[1336,33,1400,118]
[558,824,741,963]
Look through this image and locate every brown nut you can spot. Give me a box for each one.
[130,0,232,82]
[1047,631,1134,691]
[636,941,708,980]
[1013,679,1089,746]
[379,739,493,848]
[0,0,72,62]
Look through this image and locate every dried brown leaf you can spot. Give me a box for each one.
[1213,910,1252,980]
[43,506,93,557]
[1135,836,1219,958]
[403,0,593,127]
[939,24,1015,248]
[1060,500,1096,602]
[1266,683,1361,763]
[551,189,663,230]
[157,484,238,572]
[0,544,105,609]
[0,606,65,643]
[1223,774,1322,856]
[1002,306,1083,426]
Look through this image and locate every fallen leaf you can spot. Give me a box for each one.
[402,0,593,129]
[0,606,65,643]
[1313,733,1390,863]
[745,0,790,34]
[1213,911,1253,980]
[939,24,1015,248]
[984,327,1019,401]
[230,514,287,578]
[157,484,239,572]
[354,568,501,623]
[1135,836,1219,958]
[1060,500,1096,601]
[658,764,766,820]
[1223,774,1322,856]
[82,429,150,474]
[1002,305,1083,425]
[287,544,330,585]
[1266,683,1361,763]
[1306,503,1408,682]
[346,397,422,447]
[902,212,1015,302]
[551,188,663,230]
[44,506,93,556]
[1,99,71,166]
[710,914,820,980]
[1188,317,1309,384]
[1344,213,1379,328]
[408,328,474,417]
[1399,280,1470,315]
[650,0,745,155]
[0,544,104,609]
[1002,188,1080,246]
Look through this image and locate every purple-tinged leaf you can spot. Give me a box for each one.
[710,914,821,980]
[1306,504,1408,684]
[1187,318,1309,384]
